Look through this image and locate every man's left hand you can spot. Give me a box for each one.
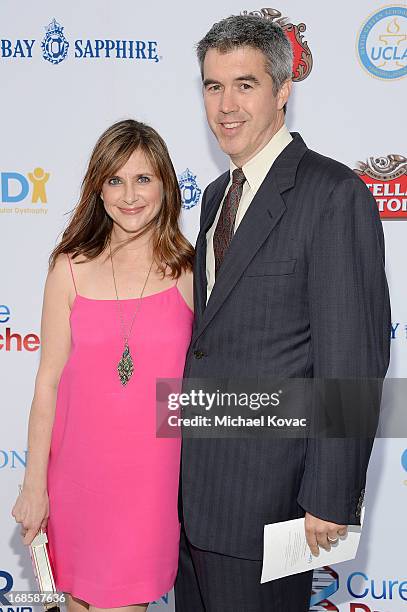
[304,512,348,556]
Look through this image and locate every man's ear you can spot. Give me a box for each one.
[277,79,292,111]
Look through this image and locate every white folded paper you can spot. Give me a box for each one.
[261,510,364,583]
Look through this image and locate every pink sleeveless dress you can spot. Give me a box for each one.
[46,256,193,606]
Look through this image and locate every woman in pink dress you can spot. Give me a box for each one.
[11,119,194,612]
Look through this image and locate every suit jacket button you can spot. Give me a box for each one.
[193,349,205,359]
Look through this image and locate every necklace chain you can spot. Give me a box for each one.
[109,240,154,344]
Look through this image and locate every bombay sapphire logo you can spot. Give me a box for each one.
[178,169,202,210]
[357,6,407,80]
[41,18,69,65]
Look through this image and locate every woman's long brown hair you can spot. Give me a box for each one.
[49,119,194,277]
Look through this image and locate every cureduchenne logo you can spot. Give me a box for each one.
[310,566,339,610]
[0,304,40,352]
[0,18,161,64]
[310,565,407,610]
[347,571,407,609]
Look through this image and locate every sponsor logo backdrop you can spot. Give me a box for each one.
[1,1,405,610]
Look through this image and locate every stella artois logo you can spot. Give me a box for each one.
[242,8,313,80]
[354,155,407,219]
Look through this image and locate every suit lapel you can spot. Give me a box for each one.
[193,132,308,343]
[193,172,229,321]
[201,173,230,235]
[192,178,285,343]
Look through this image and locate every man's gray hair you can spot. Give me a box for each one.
[196,14,293,95]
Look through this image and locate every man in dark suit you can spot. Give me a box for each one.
[174,14,390,611]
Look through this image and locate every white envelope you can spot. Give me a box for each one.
[261,509,364,583]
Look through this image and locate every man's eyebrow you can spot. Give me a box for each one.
[235,74,260,85]
[203,78,221,87]
[203,75,261,87]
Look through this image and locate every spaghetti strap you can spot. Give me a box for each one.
[66,253,78,295]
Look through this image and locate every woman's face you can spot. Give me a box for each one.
[101,148,163,237]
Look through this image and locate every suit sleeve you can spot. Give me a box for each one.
[297,177,391,525]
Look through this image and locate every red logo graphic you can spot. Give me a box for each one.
[354,155,407,219]
[0,304,40,352]
[242,7,313,80]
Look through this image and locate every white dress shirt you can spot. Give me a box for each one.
[206,124,293,302]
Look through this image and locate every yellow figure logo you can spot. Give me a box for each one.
[28,167,49,204]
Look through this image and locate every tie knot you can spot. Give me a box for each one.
[231,168,246,186]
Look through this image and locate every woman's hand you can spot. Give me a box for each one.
[11,486,49,545]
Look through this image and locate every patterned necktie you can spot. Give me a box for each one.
[213,168,246,276]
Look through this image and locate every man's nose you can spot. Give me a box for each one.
[219,88,239,114]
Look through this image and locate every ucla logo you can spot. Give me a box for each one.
[41,18,69,64]
[357,6,407,80]
[178,169,202,210]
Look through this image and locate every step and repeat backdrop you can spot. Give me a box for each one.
[1,1,406,610]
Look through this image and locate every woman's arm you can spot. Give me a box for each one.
[177,268,194,312]
[12,254,73,544]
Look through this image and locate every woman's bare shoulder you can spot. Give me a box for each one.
[48,253,85,305]
[176,267,194,311]
[47,253,71,286]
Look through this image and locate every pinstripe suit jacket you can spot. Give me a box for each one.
[180,132,391,560]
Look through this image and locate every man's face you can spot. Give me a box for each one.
[202,46,291,167]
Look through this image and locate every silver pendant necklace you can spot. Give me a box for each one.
[109,241,154,386]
